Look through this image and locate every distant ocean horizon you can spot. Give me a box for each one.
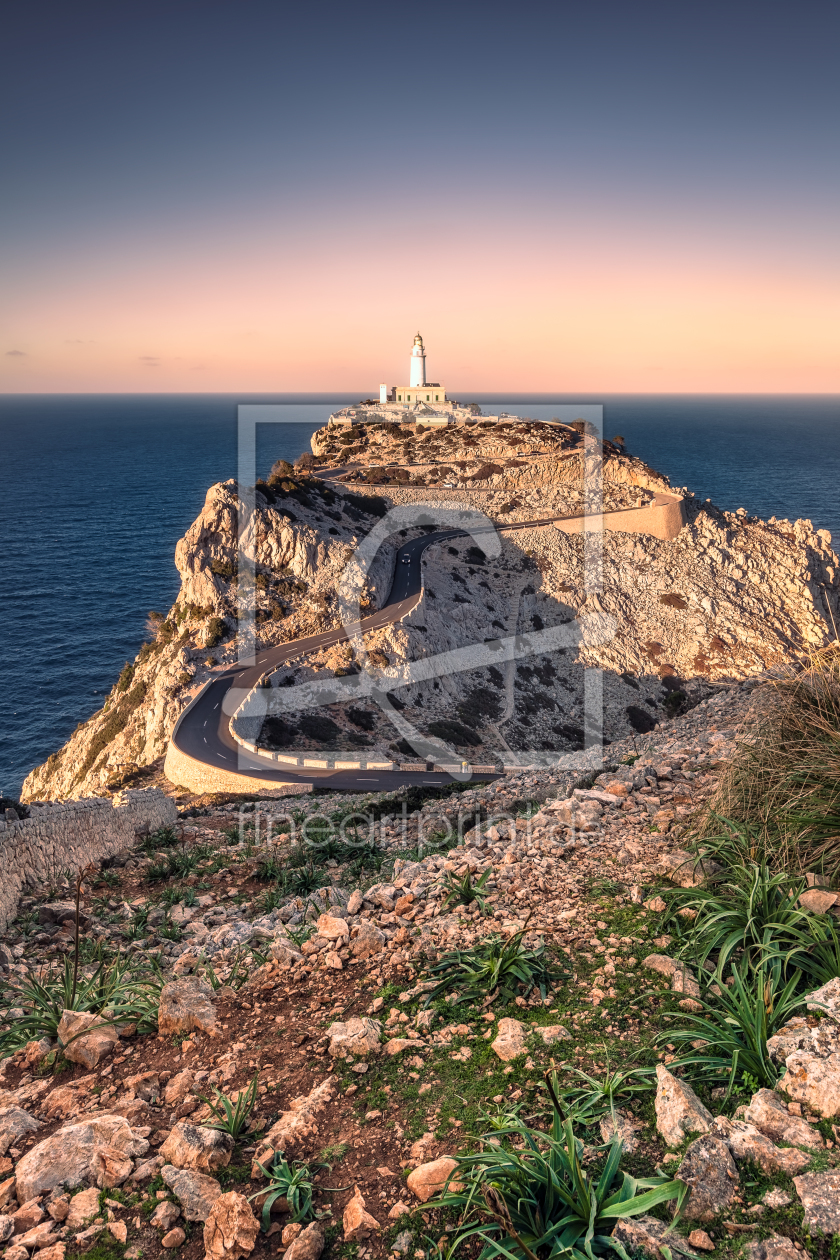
[1,392,838,797]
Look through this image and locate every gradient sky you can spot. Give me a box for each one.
[2,0,838,393]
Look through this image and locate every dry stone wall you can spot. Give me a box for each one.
[0,787,177,931]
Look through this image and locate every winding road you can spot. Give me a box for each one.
[171,515,565,792]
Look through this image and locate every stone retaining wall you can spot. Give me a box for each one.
[552,492,687,542]
[0,787,177,931]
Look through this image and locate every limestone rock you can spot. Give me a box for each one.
[491,1018,527,1061]
[407,1157,461,1203]
[599,1110,643,1153]
[108,1221,128,1244]
[282,1224,303,1246]
[805,975,840,1021]
[152,1201,182,1230]
[284,1221,325,1260]
[129,1154,166,1183]
[675,1135,739,1221]
[124,1071,160,1102]
[160,1122,233,1172]
[744,1088,823,1147]
[778,1048,840,1117]
[383,1038,425,1057]
[57,1010,119,1068]
[342,1185,379,1241]
[654,1065,713,1147]
[158,978,217,1037]
[164,1070,195,1107]
[643,954,678,978]
[746,1237,799,1260]
[203,1192,259,1260]
[0,1216,14,1243]
[792,1170,840,1234]
[536,1025,571,1045]
[90,1142,136,1188]
[0,1106,40,1155]
[346,890,364,915]
[660,851,719,888]
[17,1222,58,1250]
[4,1247,29,1260]
[316,913,349,942]
[65,1188,101,1232]
[612,1214,700,1259]
[161,1164,223,1221]
[350,921,386,959]
[251,1076,336,1174]
[711,1116,809,1177]
[14,1113,149,1203]
[162,1226,186,1248]
[763,1189,792,1209]
[12,1200,44,1233]
[687,1231,714,1252]
[327,1018,382,1057]
[270,937,305,968]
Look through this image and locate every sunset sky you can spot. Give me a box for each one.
[2,1,838,393]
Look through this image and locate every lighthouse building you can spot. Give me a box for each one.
[379,333,446,405]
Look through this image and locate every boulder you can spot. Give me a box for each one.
[744,1088,823,1147]
[57,1011,119,1069]
[792,1171,840,1234]
[342,1186,379,1241]
[711,1116,809,1177]
[350,921,386,959]
[203,1192,259,1260]
[316,913,349,942]
[491,1018,527,1062]
[675,1135,739,1221]
[158,978,217,1037]
[327,1018,382,1057]
[654,1066,713,1147]
[805,975,840,1020]
[65,1188,101,1232]
[612,1214,700,1259]
[383,1038,425,1057]
[14,1114,149,1202]
[285,1221,325,1260]
[407,1157,461,1203]
[746,1237,800,1260]
[161,1164,223,1221]
[778,1049,840,1117]
[0,1107,40,1156]
[159,1122,233,1172]
[251,1076,336,1174]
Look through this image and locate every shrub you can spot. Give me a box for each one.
[555,1064,654,1126]
[205,616,228,648]
[422,925,565,1007]
[626,704,656,733]
[73,680,147,785]
[210,559,236,581]
[427,719,481,747]
[115,662,135,693]
[298,714,340,743]
[347,708,375,731]
[260,717,298,749]
[268,459,295,482]
[435,1083,684,1260]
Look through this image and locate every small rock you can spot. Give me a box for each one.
[203,1192,259,1260]
[0,1216,14,1244]
[162,1226,187,1248]
[805,976,840,1021]
[158,978,218,1037]
[391,1228,414,1254]
[599,1110,643,1153]
[160,1122,233,1172]
[151,1201,182,1230]
[343,1185,379,1241]
[792,1170,840,1233]
[388,1203,410,1220]
[327,1017,382,1057]
[762,1189,792,1209]
[284,1221,324,1260]
[108,1221,128,1244]
[12,1200,45,1234]
[643,953,677,977]
[346,890,364,915]
[407,1157,461,1203]
[164,1070,195,1106]
[688,1230,715,1252]
[0,1107,41,1156]
[676,1135,739,1221]
[65,1188,102,1232]
[744,1088,823,1148]
[350,920,386,958]
[5,1248,29,1260]
[129,1154,165,1183]
[654,1065,713,1147]
[490,1018,527,1062]
[798,889,838,914]
[57,1010,119,1068]
[745,1235,800,1260]
[161,1164,224,1221]
[383,1038,425,1057]
[316,913,350,942]
[281,1223,303,1246]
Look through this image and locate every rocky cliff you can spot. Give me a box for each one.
[21,422,840,799]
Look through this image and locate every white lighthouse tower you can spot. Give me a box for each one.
[409,332,426,388]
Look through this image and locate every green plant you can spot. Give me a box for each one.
[434,1077,685,1260]
[423,925,566,1007]
[249,1156,318,1230]
[442,868,492,913]
[667,856,813,976]
[200,1071,259,1138]
[121,906,150,941]
[555,1064,655,1127]
[657,959,805,1095]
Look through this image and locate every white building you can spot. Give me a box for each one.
[379,332,446,405]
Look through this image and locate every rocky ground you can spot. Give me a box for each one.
[5,682,840,1260]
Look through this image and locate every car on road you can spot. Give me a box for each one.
[401,556,411,564]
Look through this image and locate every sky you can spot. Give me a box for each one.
[1,0,838,394]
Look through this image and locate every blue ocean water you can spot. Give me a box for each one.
[1,393,838,797]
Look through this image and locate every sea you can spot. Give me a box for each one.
[1,393,838,798]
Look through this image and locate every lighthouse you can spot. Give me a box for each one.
[409,332,426,387]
